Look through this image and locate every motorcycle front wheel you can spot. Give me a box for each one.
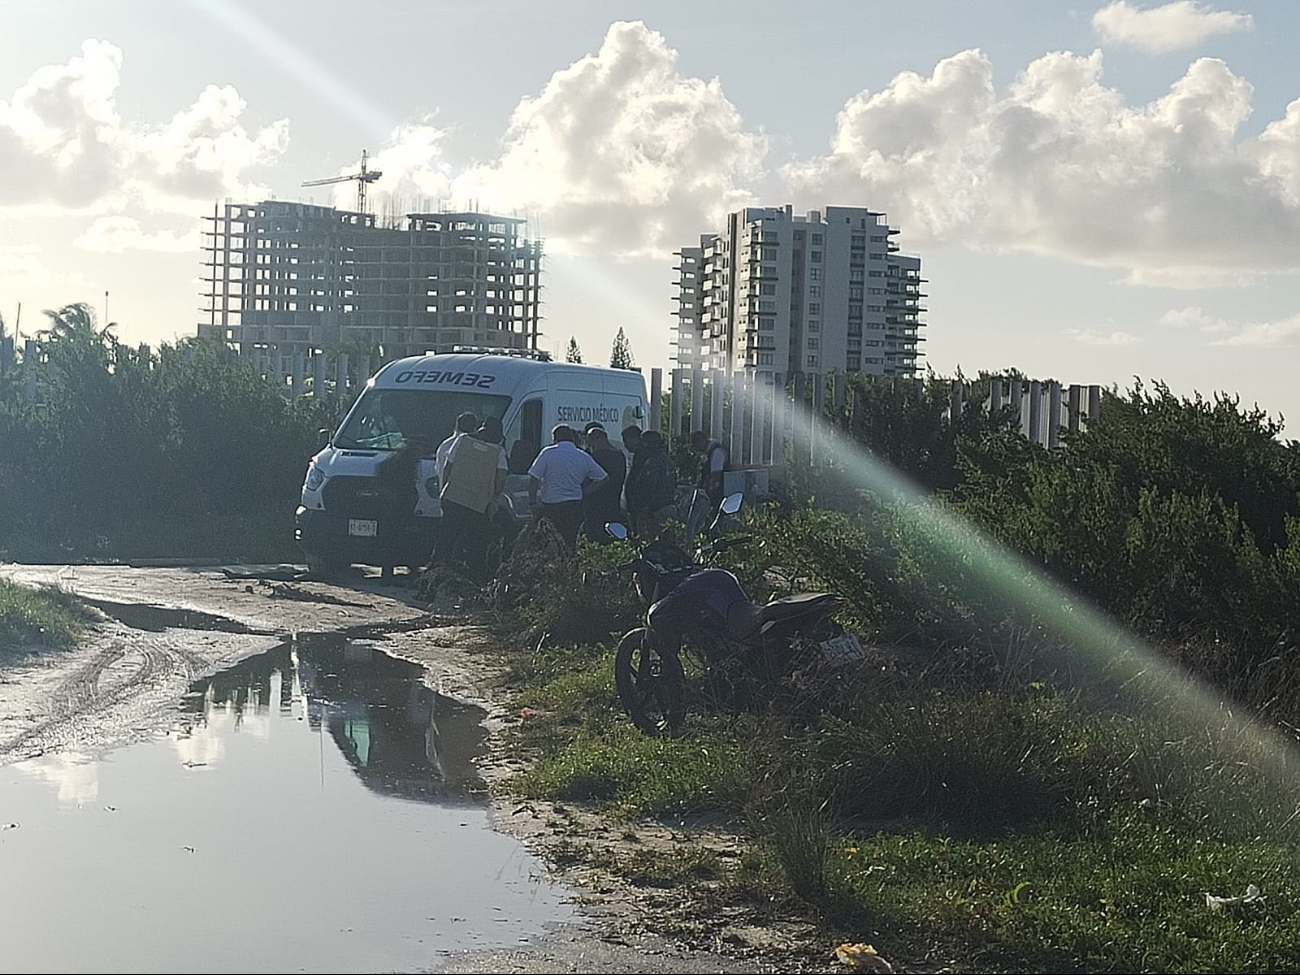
[614,627,686,735]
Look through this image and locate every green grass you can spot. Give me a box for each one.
[501,630,1300,972]
[0,580,95,657]
[487,524,1300,972]
[815,815,1300,974]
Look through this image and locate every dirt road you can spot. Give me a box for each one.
[0,562,807,974]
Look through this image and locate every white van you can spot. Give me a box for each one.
[295,350,648,574]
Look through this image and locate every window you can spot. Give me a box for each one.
[810,251,822,263]
[758,317,775,331]
[849,302,863,318]
[867,304,883,312]
[868,287,885,294]
[851,234,865,246]
[847,321,861,336]
[808,285,821,298]
[808,319,820,332]
[850,268,864,280]
[762,247,777,261]
[809,268,822,281]
[870,235,885,242]
[869,270,883,278]
[806,354,818,368]
[811,234,823,245]
[807,337,819,349]
[759,300,776,312]
[761,231,779,242]
[808,302,820,315]
[761,282,777,295]
[849,286,863,300]
[758,352,774,365]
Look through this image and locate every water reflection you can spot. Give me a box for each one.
[0,635,572,973]
[174,633,486,804]
[14,752,100,804]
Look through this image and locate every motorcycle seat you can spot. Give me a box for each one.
[727,593,841,640]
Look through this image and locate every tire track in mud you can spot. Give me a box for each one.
[0,623,279,764]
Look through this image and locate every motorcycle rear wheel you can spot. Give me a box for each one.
[614,627,686,735]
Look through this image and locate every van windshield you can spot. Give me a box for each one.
[332,389,512,452]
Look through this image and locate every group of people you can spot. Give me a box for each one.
[431,409,729,578]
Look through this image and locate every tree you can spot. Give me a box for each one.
[565,337,584,364]
[609,327,636,370]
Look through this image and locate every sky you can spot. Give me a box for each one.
[2,1,1299,430]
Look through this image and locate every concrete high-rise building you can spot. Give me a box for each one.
[200,201,543,358]
[672,205,925,378]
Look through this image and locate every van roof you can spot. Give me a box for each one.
[371,352,646,389]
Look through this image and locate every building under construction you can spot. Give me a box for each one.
[199,201,543,358]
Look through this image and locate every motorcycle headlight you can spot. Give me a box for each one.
[305,466,325,491]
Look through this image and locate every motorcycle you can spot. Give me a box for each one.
[606,493,865,735]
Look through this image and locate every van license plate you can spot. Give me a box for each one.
[348,519,377,537]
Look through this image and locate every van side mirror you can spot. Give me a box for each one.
[605,522,629,541]
[316,428,331,451]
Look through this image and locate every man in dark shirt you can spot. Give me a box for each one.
[582,424,627,541]
[625,430,678,537]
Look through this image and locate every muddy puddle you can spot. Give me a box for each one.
[0,633,575,973]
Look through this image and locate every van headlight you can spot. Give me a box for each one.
[305,467,326,491]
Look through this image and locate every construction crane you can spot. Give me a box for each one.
[302,148,383,215]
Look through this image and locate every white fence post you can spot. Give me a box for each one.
[1048,381,1063,448]
[710,371,725,439]
[729,373,746,465]
[1027,380,1042,444]
[670,367,684,437]
[649,367,663,432]
[336,353,349,396]
[690,366,704,435]
[24,339,37,401]
[771,372,786,469]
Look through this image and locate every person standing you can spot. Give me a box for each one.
[439,415,507,578]
[581,424,627,540]
[527,425,608,547]
[691,430,729,508]
[621,425,644,526]
[435,412,479,482]
[624,430,678,537]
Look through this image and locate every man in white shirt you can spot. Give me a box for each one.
[435,411,479,481]
[527,425,608,546]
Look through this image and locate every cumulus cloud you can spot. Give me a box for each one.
[1093,2,1253,54]
[74,216,198,253]
[1159,305,1231,331]
[0,40,287,213]
[785,48,1300,284]
[0,243,47,277]
[319,121,454,213]
[1209,313,1300,346]
[1068,327,1142,345]
[362,21,767,257]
